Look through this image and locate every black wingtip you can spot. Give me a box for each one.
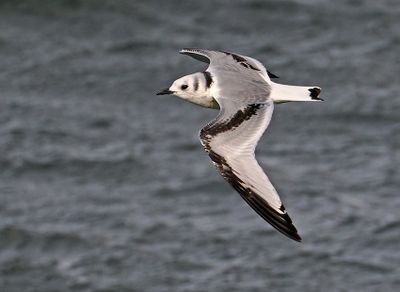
[248,196,302,242]
[290,232,302,242]
[267,70,279,78]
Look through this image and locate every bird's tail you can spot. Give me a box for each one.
[270,82,323,103]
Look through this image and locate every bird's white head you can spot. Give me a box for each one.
[157,72,218,109]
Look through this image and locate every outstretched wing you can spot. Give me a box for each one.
[200,99,301,242]
[180,48,279,81]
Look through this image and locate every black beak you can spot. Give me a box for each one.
[156,88,174,95]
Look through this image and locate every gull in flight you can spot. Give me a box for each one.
[157,48,322,241]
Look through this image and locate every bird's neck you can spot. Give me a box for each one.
[181,92,219,109]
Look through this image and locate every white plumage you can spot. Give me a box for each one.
[157,48,323,241]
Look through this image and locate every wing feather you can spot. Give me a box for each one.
[180,48,279,83]
[200,101,301,242]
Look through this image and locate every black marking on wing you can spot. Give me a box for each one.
[231,53,247,63]
[202,148,301,242]
[309,87,323,101]
[201,104,263,137]
[240,62,261,71]
[203,71,213,88]
[181,48,262,72]
[200,103,301,242]
[218,50,261,71]
[267,70,279,78]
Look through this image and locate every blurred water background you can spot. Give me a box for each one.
[0,0,399,291]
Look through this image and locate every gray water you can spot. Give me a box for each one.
[0,1,399,291]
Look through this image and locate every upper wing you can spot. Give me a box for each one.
[180,48,279,81]
[200,99,301,242]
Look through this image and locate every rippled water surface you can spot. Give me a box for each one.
[1,1,399,291]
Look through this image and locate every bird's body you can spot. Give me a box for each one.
[157,48,322,242]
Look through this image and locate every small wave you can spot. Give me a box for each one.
[87,118,113,129]
[1,154,142,174]
[106,40,159,53]
[0,225,89,251]
[372,220,400,235]
[332,257,391,273]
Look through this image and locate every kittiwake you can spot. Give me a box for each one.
[157,48,323,242]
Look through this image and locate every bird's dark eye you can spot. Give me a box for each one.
[181,84,188,90]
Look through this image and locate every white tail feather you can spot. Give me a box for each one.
[270,82,322,103]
